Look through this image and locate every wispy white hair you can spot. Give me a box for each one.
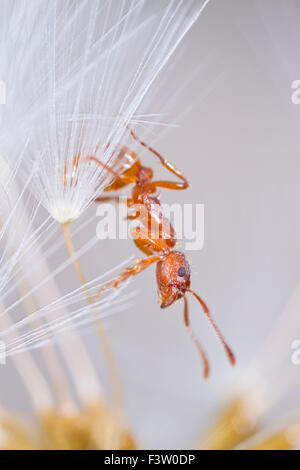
[1,0,210,223]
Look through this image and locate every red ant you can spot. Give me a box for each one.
[88,128,235,378]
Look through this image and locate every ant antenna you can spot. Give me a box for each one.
[184,296,209,379]
[187,289,235,366]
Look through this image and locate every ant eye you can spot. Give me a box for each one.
[178,267,186,277]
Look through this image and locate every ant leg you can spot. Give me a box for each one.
[96,195,138,222]
[131,223,171,255]
[85,155,136,185]
[127,126,189,190]
[95,195,120,204]
[64,154,81,187]
[95,195,141,231]
[184,297,210,379]
[145,179,188,192]
[95,254,161,300]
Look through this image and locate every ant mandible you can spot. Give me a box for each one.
[88,128,235,378]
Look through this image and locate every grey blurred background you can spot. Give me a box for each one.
[2,0,300,449]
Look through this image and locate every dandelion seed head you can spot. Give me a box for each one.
[48,197,81,224]
[3,0,206,224]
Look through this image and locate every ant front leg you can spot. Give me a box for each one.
[96,195,135,208]
[146,179,188,192]
[127,126,189,190]
[95,254,161,300]
[95,195,138,222]
[85,155,136,185]
[95,195,120,204]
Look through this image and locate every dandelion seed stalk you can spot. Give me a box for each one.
[61,221,124,423]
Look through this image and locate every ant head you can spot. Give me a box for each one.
[156,251,191,308]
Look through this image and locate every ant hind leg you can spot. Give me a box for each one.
[127,126,189,190]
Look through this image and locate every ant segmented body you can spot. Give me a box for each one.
[89,128,235,378]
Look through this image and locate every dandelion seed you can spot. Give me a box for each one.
[0,155,138,447]
[9,0,209,225]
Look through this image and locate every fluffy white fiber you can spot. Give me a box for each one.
[1,0,208,224]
